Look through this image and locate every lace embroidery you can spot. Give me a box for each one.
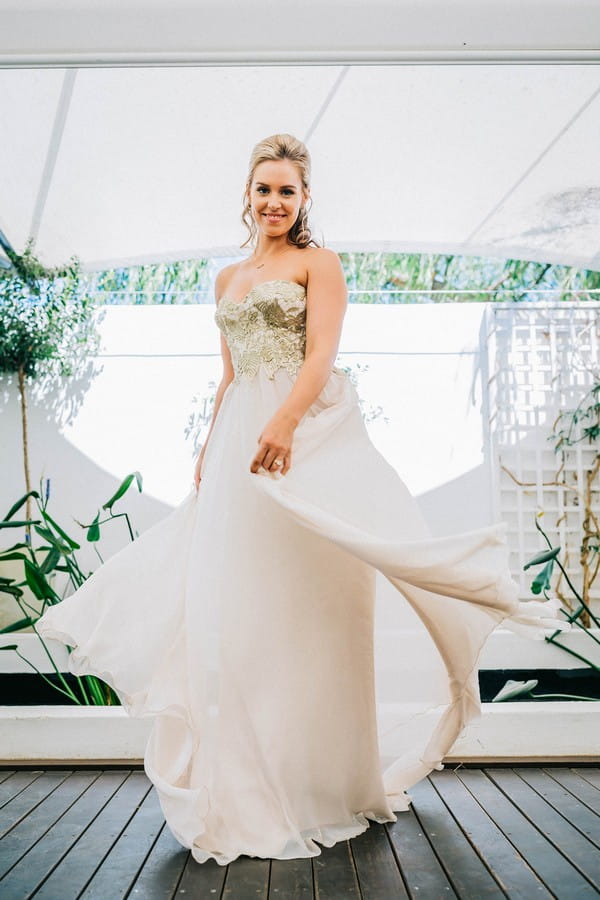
[214,281,307,382]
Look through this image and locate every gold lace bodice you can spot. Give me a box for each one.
[214,279,309,383]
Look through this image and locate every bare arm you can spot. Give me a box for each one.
[249,249,347,476]
[277,248,347,426]
[193,269,236,489]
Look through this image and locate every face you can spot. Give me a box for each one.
[247,159,308,237]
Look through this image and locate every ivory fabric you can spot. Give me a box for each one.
[36,279,570,865]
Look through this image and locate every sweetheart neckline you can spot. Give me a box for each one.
[218,278,306,308]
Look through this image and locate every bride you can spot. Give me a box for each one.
[36,132,570,866]
[193,136,346,490]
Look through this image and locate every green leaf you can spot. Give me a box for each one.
[0,519,41,529]
[23,559,57,601]
[1,617,34,633]
[524,546,561,570]
[40,510,80,549]
[33,524,73,555]
[87,512,101,543]
[530,560,554,595]
[39,547,61,574]
[0,584,24,598]
[2,491,40,521]
[102,471,143,511]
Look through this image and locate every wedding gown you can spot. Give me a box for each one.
[36,278,570,866]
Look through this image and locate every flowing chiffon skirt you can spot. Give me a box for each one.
[36,366,570,865]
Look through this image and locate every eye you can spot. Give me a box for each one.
[257,186,268,193]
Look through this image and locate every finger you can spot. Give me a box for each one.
[250,452,264,473]
[263,452,278,470]
[264,449,285,471]
[256,444,275,470]
[281,453,291,475]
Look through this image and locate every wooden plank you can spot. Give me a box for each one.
[485,768,600,892]
[0,770,71,838]
[386,806,457,899]
[515,768,600,848]
[0,770,99,878]
[222,856,270,898]
[3,765,599,900]
[32,770,151,898]
[269,857,313,899]
[457,768,598,899]
[312,839,361,899]
[544,767,600,816]
[175,849,228,897]
[0,770,44,807]
[127,824,190,899]
[408,777,504,898]
[350,820,408,899]
[573,768,600,791]
[430,769,551,898]
[79,782,166,898]
[0,770,131,899]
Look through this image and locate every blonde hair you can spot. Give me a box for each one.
[241,133,322,250]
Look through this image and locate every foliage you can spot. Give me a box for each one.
[74,250,600,305]
[0,472,143,705]
[337,251,600,304]
[493,517,600,702]
[84,256,211,304]
[185,380,218,456]
[548,371,600,626]
[0,237,100,380]
[0,237,103,523]
[501,322,599,627]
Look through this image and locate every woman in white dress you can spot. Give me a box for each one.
[36,132,570,866]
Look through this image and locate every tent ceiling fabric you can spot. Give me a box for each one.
[2,64,599,272]
[0,0,599,65]
[0,2,599,272]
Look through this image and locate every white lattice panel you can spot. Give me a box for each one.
[487,303,600,607]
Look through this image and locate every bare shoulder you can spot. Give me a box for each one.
[305,247,346,294]
[214,262,242,303]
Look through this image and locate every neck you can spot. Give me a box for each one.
[252,235,290,259]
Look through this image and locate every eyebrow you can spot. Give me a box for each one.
[256,182,297,188]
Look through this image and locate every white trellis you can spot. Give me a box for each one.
[486,302,600,607]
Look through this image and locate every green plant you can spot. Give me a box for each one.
[524,515,600,668]
[493,516,600,703]
[0,472,143,705]
[0,237,101,524]
[337,250,600,304]
[501,350,599,628]
[550,377,600,627]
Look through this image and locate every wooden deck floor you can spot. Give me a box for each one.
[0,764,599,899]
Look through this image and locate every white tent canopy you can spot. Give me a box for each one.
[1,0,599,272]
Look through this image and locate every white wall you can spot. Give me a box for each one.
[1,303,493,575]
